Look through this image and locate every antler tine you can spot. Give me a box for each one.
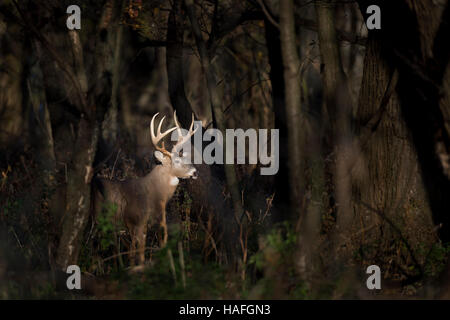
[172,112,199,152]
[150,113,158,143]
[173,111,184,143]
[150,113,177,156]
[157,115,166,137]
[189,113,194,132]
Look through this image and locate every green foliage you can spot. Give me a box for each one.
[249,221,297,272]
[423,242,450,277]
[266,221,297,253]
[246,221,311,299]
[1,199,21,223]
[248,250,264,271]
[181,190,193,212]
[290,282,310,299]
[127,237,228,299]
[97,201,119,251]
[77,201,127,275]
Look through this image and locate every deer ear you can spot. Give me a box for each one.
[154,151,166,163]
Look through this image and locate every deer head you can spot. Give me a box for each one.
[150,111,199,180]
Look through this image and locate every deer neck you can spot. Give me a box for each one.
[143,164,179,199]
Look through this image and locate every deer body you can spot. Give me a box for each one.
[93,112,198,265]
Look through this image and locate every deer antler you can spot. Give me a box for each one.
[172,111,199,153]
[150,113,177,157]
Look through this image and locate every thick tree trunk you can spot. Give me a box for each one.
[392,2,450,241]
[55,1,115,268]
[279,0,306,219]
[184,0,245,268]
[0,18,24,147]
[315,1,347,134]
[280,0,319,283]
[184,0,243,222]
[101,17,123,148]
[166,0,196,127]
[315,0,354,254]
[27,41,57,186]
[99,0,123,151]
[166,0,230,266]
[352,0,447,278]
[263,16,291,222]
[56,118,98,267]
[353,35,434,276]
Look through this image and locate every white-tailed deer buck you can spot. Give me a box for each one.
[93,112,198,265]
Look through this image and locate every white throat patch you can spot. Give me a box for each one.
[169,176,179,186]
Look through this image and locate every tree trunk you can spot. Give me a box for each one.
[184,0,245,268]
[55,1,115,268]
[315,0,354,254]
[166,0,196,127]
[27,41,57,187]
[102,13,123,148]
[56,118,98,267]
[263,16,291,222]
[184,0,244,221]
[351,0,446,277]
[279,0,306,220]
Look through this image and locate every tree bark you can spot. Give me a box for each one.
[352,0,448,277]
[315,0,354,253]
[166,0,196,127]
[56,118,98,267]
[54,1,116,268]
[27,41,57,187]
[101,2,124,149]
[263,16,291,222]
[184,0,244,222]
[279,0,306,221]
[184,0,246,268]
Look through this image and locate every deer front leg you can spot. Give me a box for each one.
[160,201,168,247]
[129,227,136,266]
[136,225,146,265]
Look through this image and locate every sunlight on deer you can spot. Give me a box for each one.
[93,112,198,266]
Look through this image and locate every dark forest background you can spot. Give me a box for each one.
[0,0,450,299]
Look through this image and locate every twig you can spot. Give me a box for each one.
[199,214,218,259]
[110,148,121,180]
[9,227,23,248]
[261,192,275,222]
[167,248,177,285]
[257,0,279,29]
[358,200,424,276]
[205,78,271,129]
[102,246,159,262]
[178,241,186,288]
